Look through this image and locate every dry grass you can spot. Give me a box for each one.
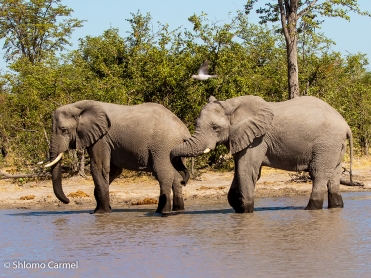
[20,195,35,200]
[131,198,158,205]
[261,167,287,175]
[349,155,371,169]
[259,155,371,175]
[116,170,157,184]
[67,190,89,198]
[197,186,226,190]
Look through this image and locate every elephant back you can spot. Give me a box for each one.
[269,96,350,143]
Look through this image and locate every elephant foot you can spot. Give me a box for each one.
[228,189,254,213]
[328,192,344,209]
[305,199,324,210]
[172,196,185,212]
[93,209,112,214]
[156,194,172,214]
[233,202,254,213]
[94,205,112,214]
[161,211,183,217]
[230,198,254,213]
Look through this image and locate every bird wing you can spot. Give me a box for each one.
[198,60,209,75]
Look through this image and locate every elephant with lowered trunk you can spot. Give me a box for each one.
[46,100,190,214]
[171,95,353,213]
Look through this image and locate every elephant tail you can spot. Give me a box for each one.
[172,156,190,186]
[347,129,353,184]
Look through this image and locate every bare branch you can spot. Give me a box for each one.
[278,0,290,40]
[0,170,50,179]
[340,178,364,187]
[298,0,318,18]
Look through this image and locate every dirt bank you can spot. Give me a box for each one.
[0,159,370,211]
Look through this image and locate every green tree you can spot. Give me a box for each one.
[72,28,129,104]
[1,57,63,164]
[245,0,370,99]
[0,0,84,167]
[1,8,370,171]
[299,49,371,154]
[0,0,84,64]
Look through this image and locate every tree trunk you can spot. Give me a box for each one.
[0,132,8,158]
[287,37,300,99]
[279,0,300,99]
[78,149,87,177]
[361,136,369,155]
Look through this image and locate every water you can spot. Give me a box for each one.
[1,192,371,277]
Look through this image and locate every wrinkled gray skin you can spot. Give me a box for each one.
[49,100,190,214]
[171,95,353,213]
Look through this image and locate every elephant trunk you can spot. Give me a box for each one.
[49,134,70,204]
[171,132,211,159]
[51,159,70,204]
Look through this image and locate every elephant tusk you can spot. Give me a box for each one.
[44,153,63,168]
[203,148,211,154]
[37,158,50,165]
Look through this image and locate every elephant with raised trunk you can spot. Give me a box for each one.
[171,95,353,213]
[46,100,190,214]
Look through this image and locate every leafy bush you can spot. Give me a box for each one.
[0,10,370,173]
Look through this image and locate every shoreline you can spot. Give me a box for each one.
[1,163,370,211]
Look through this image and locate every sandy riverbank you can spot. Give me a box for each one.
[0,158,370,211]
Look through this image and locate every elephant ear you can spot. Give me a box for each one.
[74,100,111,149]
[209,95,218,103]
[220,96,274,154]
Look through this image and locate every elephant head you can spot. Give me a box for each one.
[171,95,274,158]
[46,100,111,204]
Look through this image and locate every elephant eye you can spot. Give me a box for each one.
[212,125,221,132]
[60,128,68,134]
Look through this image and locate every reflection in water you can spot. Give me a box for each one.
[1,192,371,277]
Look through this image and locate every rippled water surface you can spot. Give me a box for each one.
[1,192,371,277]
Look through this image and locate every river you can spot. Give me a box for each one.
[1,192,371,277]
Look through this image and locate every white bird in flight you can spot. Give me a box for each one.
[191,60,217,80]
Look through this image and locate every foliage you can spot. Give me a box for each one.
[0,0,84,63]
[244,0,371,99]
[305,52,371,155]
[0,6,370,172]
[1,56,72,165]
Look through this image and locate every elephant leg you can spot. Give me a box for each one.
[228,149,261,213]
[306,147,343,210]
[228,174,251,212]
[305,176,327,210]
[172,172,185,212]
[153,153,186,214]
[92,174,111,213]
[153,165,174,214]
[93,186,110,213]
[155,181,172,214]
[109,164,122,184]
[88,143,112,213]
[306,168,329,210]
[327,163,344,209]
